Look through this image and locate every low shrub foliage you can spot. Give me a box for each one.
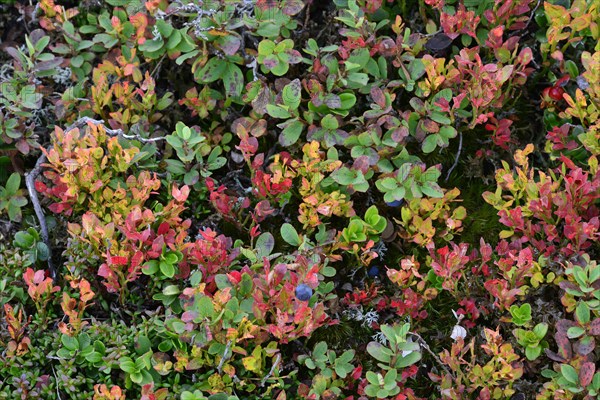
[0,0,599,398]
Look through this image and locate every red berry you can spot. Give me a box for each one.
[548,86,565,101]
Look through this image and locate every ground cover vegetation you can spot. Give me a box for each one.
[0,0,598,398]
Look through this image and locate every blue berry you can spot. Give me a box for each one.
[368,266,380,277]
[295,284,313,301]
[386,199,404,207]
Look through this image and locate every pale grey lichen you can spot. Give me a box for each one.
[53,67,72,86]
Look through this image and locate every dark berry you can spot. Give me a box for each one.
[368,266,380,277]
[386,199,404,207]
[295,284,313,301]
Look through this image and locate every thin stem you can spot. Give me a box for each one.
[25,152,54,279]
[409,331,455,380]
[217,340,233,374]
[445,131,463,182]
[260,353,281,387]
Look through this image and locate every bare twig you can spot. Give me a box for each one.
[510,0,542,38]
[246,58,259,82]
[303,3,311,30]
[150,54,167,79]
[217,340,232,374]
[445,131,463,182]
[25,152,54,278]
[65,117,166,142]
[260,353,281,387]
[409,331,454,380]
[50,363,63,400]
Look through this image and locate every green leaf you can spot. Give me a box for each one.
[391,187,406,201]
[304,358,316,369]
[195,57,227,83]
[156,19,174,38]
[139,38,164,53]
[162,285,181,296]
[429,113,452,125]
[223,63,244,98]
[143,260,159,275]
[239,273,253,297]
[130,372,144,384]
[282,79,301,110]
[338,93,357,110]
[160,261,175,278]
[61,334,79,351]
[533,323,548,338]
[560,364,579,385]
[13,231,34,248]
[270,59,289,76]
[197,296,215,319]
[564,60,579,79]
[422,134,439,153]
[439,125,457,139]
[376,177,398,191]
[36,242,49,261]
[366,370,380,385]
[34,36,50,53]
[266,104,291,119]
[163,252,179,264]
[331,167,355,186]
[566,326,585,339]
[575,302,590,324]
[321,114,339,130]
[395,350,421,368]
[86,351,103,363]
[176,49,199,65]
[279,119,304,146]
[367,341,392,363]
[281,223,301,246]
[165,29,182,50]
[70,55,84,68]
[258,39,276,56]
[525,346,541,360]
[383,368,398,388]
[176,31,196,53]
[255,232,275,259]
[421,181,443,198]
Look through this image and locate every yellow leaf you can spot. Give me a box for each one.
[513,144,534,167]
[241,346,262,373]
[588,156,598,175]
[208,29,230,36]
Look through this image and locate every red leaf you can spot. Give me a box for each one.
[157,222,170,235]
[590,318,600,335]
[579,362,595,387]
[110,256,129,266]
[172,185,190,202]
[34,181,47,193]
[130,251,144,268]
[370,86,386,108]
